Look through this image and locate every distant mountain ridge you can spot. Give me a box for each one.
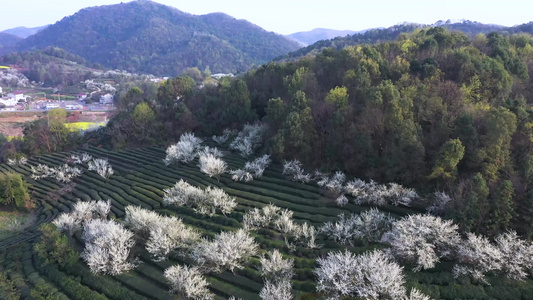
[288,28,360,45]
[277,20,530,62]
[2,26,48,39]
[17,0,301,76]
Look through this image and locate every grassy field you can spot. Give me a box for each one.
[0,144,531,299]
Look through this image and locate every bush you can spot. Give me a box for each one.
[0,172,32,209]
[33,223,78,269]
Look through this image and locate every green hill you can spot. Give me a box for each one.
[0,32,22,56]
[17,0,301,76]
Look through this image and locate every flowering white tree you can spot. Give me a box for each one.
[494,231,533,280]
[70,152,92,164]
[164,264,214,300]
[260,249,294,283]
[164,132,203,165]
[404,288,432,300]
[282,160,311,183]
[31,163,82,182]
[344,179,418,207]
[317,171,346,197]
[244,155,271,178]
[315,249,406,299]
[163,180,237,216]
[191,229,258,273]
[230,169,254,182]
[243,204,281,231]
[229,124,264,157]
[321,208,393,246]
[259,280,292,300]
[382,214,460,271]
[7,156,27,166]
[53,200,111,235]
[88,158,114,179]
[212,128,235,145]
[426,192,452,216]
[124,206,200,261]
[453,232,502,283]
[146,216,201,261]
[81,219,136,275]
[198,146,224,158]
[54,164,83,183]
[335,195,348,206]
[198,153,227,180]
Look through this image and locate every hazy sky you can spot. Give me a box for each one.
[0,0,531,34]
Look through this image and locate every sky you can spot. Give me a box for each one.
[0,0,532,35]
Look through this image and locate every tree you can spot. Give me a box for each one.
[81,219,136,275]
[487,180,514,234]
[0,172,31,209]
[382,214,460,271]
[198,153,227,180]
[164,264,214,300]
[314,249,406,299]
[429,138,465,183]
[325,86,349,109]
[453,232,502,283]
[164,132,203,165]
[190,229,258,273]
[259,249,294,283]
[88,158,114,179]
[33,223,78,268]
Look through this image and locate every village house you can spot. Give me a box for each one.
[0,86,3,95]
[77,93,88,101]
[7,91,25,102]
[100,93,114,104]
[0,97,18,107]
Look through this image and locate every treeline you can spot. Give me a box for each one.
[2,47,95,86]
[109,27,533,238]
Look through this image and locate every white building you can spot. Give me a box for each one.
[77,93,88,101]
[45,103,60,110]
[0,87,3,94]
[7,91,24,101]
[100,93,114,104]
[0,97,17,107]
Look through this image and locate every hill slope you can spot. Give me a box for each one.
[0,32,22,56]
[17,0,301,76]
[1,26,48,39]
[288,28,359,45]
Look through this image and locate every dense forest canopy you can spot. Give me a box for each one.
[101,27,533,238]
[16,0,300,76]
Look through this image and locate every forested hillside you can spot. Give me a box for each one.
[0,33,22,56]
[16,0,301,76]
[105,27,533,239]
[278,20,529,62]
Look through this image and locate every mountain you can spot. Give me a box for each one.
[2,26,48,38]
[0,32,22,56]
[288,28,359,45]
[17,0,301,76]
[276,20,527,62]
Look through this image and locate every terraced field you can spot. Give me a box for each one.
[1,144,533,300]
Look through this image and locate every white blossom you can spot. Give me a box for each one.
[404,288,433,300]
[260,249,294,283]
[335,195,348,206]
[198,146,224,158]
[164,264,214,300]
[242,204,281,231]
[495,231,533,281]
[315,249,406,299]
[54,164,83,183]
[71,153,93,164]
[88,158,114,179]
[198,153,227,179]
[53,213,81,235]
[244,155,271,178]
[190,229,258,273]
[164,132,203,165]
[321,208,393,246]
[229,124,264,157]
[453,232,502,283]
[30,164,55,180]
[146,216,201,262]
[426,191,452,216]
[230,169,254,182]
[382,214,460,271]
[282,160,310,183]
[259,280,292,300]
[317,171,346,197]
[81,219,136,275]
[163,181,236,216]
[7,156,27,166]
